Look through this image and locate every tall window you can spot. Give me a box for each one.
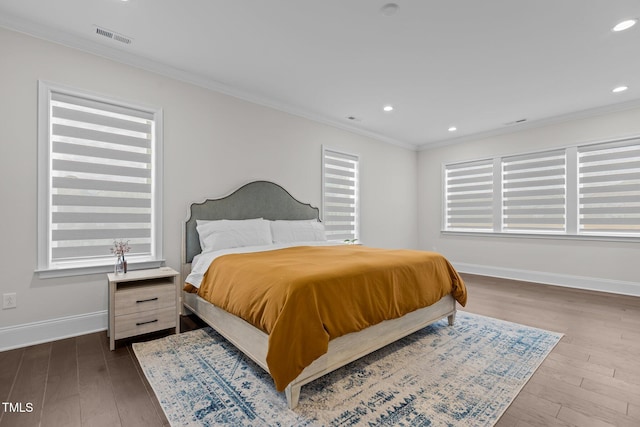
[443,136,640,239]
[38,81,163,276]
[322,147,359,241]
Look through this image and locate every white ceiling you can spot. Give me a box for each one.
[1,0,640,149]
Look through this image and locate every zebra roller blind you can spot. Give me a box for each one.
[41,85,159,270]
[444,159,494,231]
[578,139,640,236]
[322,147,359,241]
[502,150,566,233]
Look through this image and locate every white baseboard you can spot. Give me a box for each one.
[454,262,640,297]
[0,310,107,352]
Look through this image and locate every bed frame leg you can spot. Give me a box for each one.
[285,384,301,409]
[181,303,193,316]
[448,312,456,326]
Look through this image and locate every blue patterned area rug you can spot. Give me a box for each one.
[132,311,562,426]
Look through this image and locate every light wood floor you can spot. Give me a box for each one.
[1,274,639,427]
[464,275,640,427]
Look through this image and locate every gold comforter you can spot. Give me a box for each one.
[189,245,467,391]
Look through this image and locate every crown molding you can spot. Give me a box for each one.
[0,15,417,151]
[418,98,640,151]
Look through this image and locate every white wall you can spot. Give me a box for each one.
[418,107,640,296]
[0,28,418,347]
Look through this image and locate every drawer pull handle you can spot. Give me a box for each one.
[136,319,158,326]
[136,297,159,304]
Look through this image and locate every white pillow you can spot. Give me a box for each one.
[196,218,272,251]
[270,220,327,243]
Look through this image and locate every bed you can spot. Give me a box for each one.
[181,180,467,409]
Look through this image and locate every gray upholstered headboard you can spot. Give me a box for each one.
[182,181,320,264]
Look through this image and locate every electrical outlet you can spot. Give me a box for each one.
[3,293,16,309]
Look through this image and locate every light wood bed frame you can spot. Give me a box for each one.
[181,181,457,409]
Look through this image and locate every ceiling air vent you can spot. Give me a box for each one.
[94,26,133,45]
[504,118,527,126]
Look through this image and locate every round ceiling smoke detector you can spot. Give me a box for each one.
[380,3,400,16]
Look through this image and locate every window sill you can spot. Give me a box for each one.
[36,259,165,279]
[440,230,640,244]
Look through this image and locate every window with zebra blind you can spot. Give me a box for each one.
[502,149,567,233]
[444,159,495,231]
[322,147,359,242]
[578,139,640,236]
[37,81,163,277]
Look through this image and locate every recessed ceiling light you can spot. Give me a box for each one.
[612,85,629,93]
[612,19,637,32]
[383,105,394,112]
[448,126,457,132]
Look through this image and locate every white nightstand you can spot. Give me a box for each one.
[107,267,180,351]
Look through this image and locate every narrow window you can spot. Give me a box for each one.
[322,147,359,242]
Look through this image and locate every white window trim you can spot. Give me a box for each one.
[442,135,640,243]
[36,81,164,278]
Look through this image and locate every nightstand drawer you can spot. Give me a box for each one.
[114,283,176,316]
[114,306,176,340]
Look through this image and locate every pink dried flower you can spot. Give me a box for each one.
[110,239,131,256]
